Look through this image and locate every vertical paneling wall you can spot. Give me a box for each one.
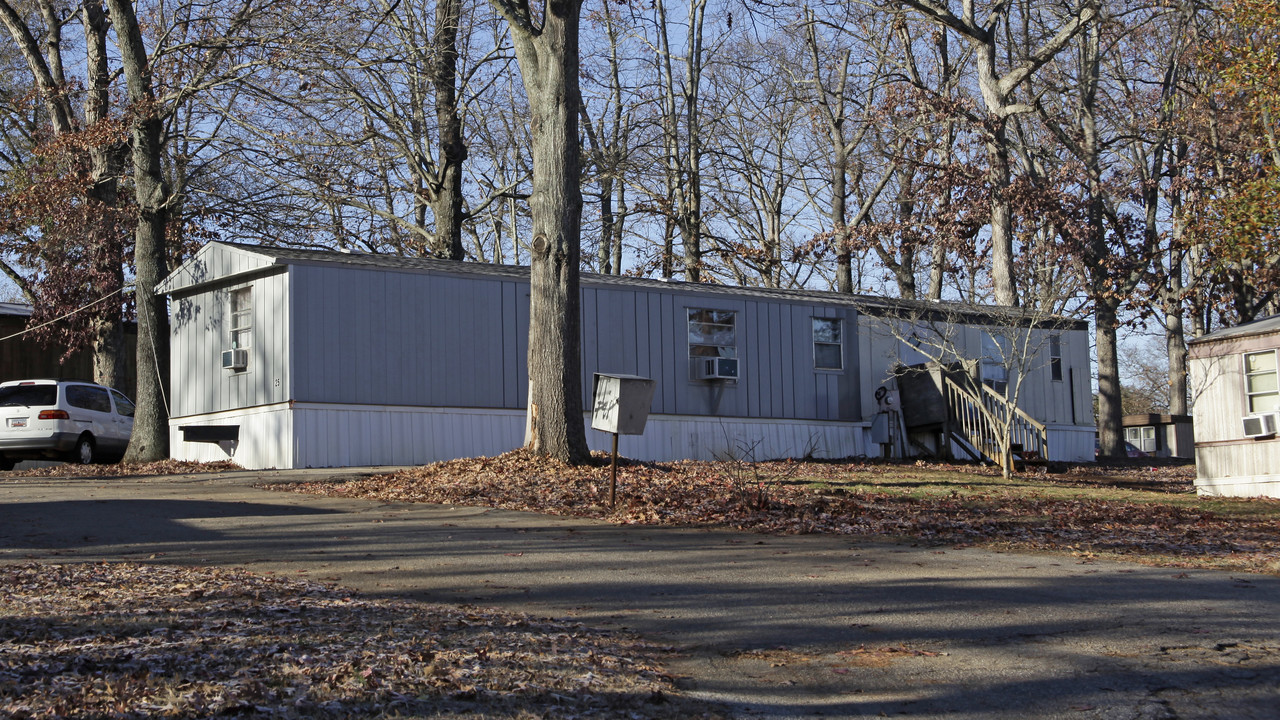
[858,317,1093,429]
[286,266,863,422]
[171,252,1086,432]
[1190,353,1246,444]
[1,316,138,398]
[290,266,523,409]
[170,268,290,417]
[581,289,859,421]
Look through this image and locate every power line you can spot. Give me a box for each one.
[0,285,132,344]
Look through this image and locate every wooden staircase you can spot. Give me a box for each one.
[942,377,1048,469]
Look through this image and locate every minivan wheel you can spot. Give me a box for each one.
[73,436,95,465]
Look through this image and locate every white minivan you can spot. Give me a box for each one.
[0,379,135,470]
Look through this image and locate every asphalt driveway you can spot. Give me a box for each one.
[2,468,1277,719]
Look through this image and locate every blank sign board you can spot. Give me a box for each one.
[591,373,656,435]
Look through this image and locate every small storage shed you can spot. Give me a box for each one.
[1122,414,1194,459]
[1189,315,1280,497]
[158,242,1097,469]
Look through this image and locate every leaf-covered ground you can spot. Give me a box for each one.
[271,451,1280,575]
[2,459,240,478]
[0,562,724,719]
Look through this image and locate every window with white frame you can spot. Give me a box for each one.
[1125,425,1157,453]
[688,309,737,378]
[1245,350,1279,413]
[813,318,842,370]
[230,287,252,350]
[981,333,1010,394]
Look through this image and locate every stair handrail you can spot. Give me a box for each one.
[942,375,1049,465]
[978,382,1047,434]
[978,381,1049,461]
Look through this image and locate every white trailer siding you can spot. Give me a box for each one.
[170,403,867,469]
[168,403,294,469]
[169,268,290,418]
[1189,320,1280,497]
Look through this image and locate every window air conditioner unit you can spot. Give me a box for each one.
[696,357,739,380]
[1242,412,1278,438]
[221,348,248,371]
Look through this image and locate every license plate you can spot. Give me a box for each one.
[7,418,26,428]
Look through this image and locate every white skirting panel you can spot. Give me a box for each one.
[290,404,526,469]
[1195,442,1280,498]
[169,403,294,470]
[590,414,868,462]
[1195,474,1280,498]
[172,403,869,469]
[1046,425,1096,462]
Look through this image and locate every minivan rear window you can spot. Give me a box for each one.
[0,385,57,407]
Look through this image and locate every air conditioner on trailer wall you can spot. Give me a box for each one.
[221,348,248,371]
[1242,412,1278,438]
[696,356,739,380]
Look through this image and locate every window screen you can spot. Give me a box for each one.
[231,287,252,350]
[1245,350,1279,413]
[1049,335,1063,382]
[688,309,736,359]
[982,334,1010,394]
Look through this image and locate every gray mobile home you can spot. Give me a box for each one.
[1189,315,1280,497]
[159,242,1096,469]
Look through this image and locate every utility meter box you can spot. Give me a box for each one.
[591,373,656,435]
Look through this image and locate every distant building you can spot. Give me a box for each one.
[1122,414,1193,459]
[1189,315,1280,497]
[0,303,136,397]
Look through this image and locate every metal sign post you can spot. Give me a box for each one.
[590,373,656,509]
[609,432,619,507]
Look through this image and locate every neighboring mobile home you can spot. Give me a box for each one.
[159,242,1096,470]
[1189,315,1280,497]
[1122,414,1194,459]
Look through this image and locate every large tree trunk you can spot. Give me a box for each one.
[431,0,466,260]
[1,0,126,387]
[985,130,1017,306]
[1096,300,1124,458]
[1167,303,1188,415]
[107,0,170,462]
[503,0,590,463]
[83,1,125,391]
[832,142,852,293]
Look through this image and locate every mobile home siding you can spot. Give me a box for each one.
[287,264,866,422]
[169,268,290,418]
[1189,325,1280,497]
[163,242,1095,469]
[582,291,861,422]
[290,266,521,409]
